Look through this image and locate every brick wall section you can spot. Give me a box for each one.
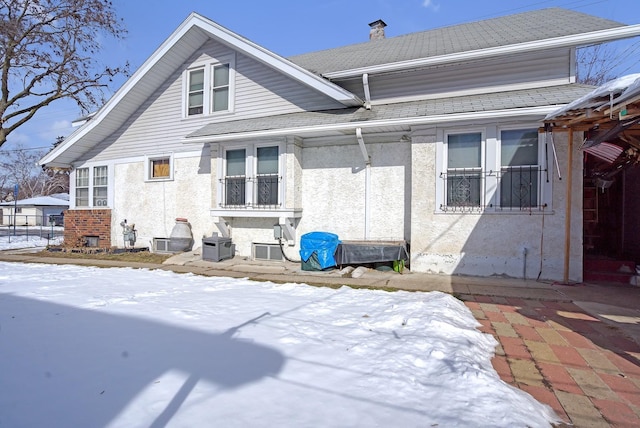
[63,209,112,248]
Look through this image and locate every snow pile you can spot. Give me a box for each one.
[0,262,559,427]
[546,73,640,119]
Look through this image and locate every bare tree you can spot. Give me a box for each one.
[576,44,618,86]
[0,143,69,199]
[576,39,640,86]
[0,0,128,148]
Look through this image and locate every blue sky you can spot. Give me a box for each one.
[6,0,640,153]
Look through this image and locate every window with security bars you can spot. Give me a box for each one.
[445,132,482,209]
[499,129,541,210]
[256,146,279,206]
[221,145,281,208]
[225,149,246,206]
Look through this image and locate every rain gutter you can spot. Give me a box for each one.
[323,25,640,79]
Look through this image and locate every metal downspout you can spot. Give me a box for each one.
[356,128,371,239]
[362,74,371,110]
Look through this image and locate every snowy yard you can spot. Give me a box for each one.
[0,261,559,427]
[0,232,63,250]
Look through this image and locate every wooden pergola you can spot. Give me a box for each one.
[544,74,640,284]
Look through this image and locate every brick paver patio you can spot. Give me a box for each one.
[461,295,640,427]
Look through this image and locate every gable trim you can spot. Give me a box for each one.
[324,24,640,79]
[39,12,362,168]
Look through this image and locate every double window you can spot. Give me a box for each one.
[186,57,234,117]
[221,145,281,208]
[75,165,109,208]
[439,127,548,212]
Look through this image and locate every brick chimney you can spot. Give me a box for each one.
[368,19,387,40]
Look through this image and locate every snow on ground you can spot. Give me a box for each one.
[0,231,63,250]
[0,261,560,427]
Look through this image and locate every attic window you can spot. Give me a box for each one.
[184,55,235,118]
[187,68,204,116]
[212,64,230,112]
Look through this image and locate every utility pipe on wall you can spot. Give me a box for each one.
[356,128,371,240]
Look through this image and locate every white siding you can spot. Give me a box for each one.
[337,48,572,101]
[79,39,344,163]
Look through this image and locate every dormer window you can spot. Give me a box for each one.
[184,55,235,118]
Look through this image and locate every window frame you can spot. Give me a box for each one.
[72,164,111,209]
[219,142,283,209]
[92,165,108,207]
[444,130,485,210]
[186,67,205,116]
[497,127,544,210]
[183,54,235,118]
[436,124,551,213]
[144,154,174,182]
[75,167,90,207]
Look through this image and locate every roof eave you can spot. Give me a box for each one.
[182,105,560,143]
[324,24,640,79]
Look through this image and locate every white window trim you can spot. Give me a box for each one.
[215,142,285,214]
[435,124,551,213]
[182,54,236,119]
[71,162,114,209]
[437,127,487,212]
[144,153,174,182]
[497,125,552,211]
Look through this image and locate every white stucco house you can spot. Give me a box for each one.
[39,8,640,281]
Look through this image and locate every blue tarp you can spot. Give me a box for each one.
[299,232,341,269]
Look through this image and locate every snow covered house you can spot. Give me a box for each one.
[39,8,640,281]
[0,194,69,226]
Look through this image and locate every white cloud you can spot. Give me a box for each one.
[423,0,440,11]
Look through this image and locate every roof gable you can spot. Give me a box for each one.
[39,12,362,168]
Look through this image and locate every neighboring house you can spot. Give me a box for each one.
[0,194,69,226]
[39,8,640,281]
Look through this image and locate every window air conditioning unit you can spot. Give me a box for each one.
[253,243,283,261]
[153,238,171,253]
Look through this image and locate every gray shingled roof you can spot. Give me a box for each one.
[188,84,595,139]
[288,8,624,75]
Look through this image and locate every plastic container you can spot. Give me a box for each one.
[169,218,193,252]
